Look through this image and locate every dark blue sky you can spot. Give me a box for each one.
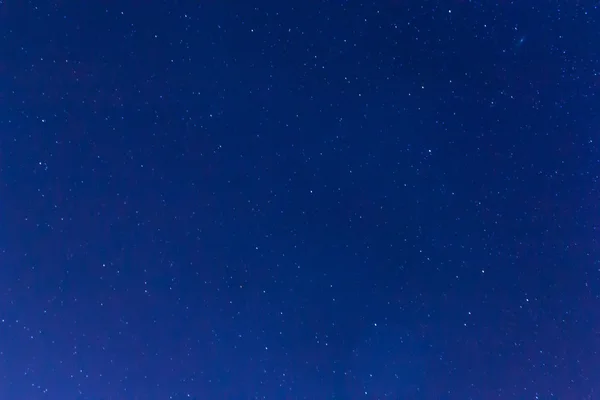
[1,1,599,399]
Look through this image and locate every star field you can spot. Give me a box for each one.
[1,0,600,399]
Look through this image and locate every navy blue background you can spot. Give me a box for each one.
[1,0,599,398]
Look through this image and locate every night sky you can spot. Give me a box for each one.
[1,1,600,399]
